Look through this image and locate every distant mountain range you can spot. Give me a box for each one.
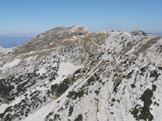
[0,34,35,48]
[154,32,162,36]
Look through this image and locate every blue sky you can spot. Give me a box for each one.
[0,0,162,34]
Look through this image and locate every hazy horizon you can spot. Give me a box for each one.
[0,0,162,34]
[0,26,161,36]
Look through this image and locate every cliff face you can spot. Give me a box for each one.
[0,26,162,121]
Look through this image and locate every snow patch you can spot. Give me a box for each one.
[0,46,14,54]
[36,67,47,76]
[0,104,8,114]
[0,96,25,114]
[2,59,21,69]
[58,62,81,76]
[53,62,83,84]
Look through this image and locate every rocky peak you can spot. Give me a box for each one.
[131,30,147,36]
[12,26,107,55]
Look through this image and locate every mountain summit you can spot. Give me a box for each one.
[0,26,162,121]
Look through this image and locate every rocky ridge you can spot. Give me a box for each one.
[0,26,162,121]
